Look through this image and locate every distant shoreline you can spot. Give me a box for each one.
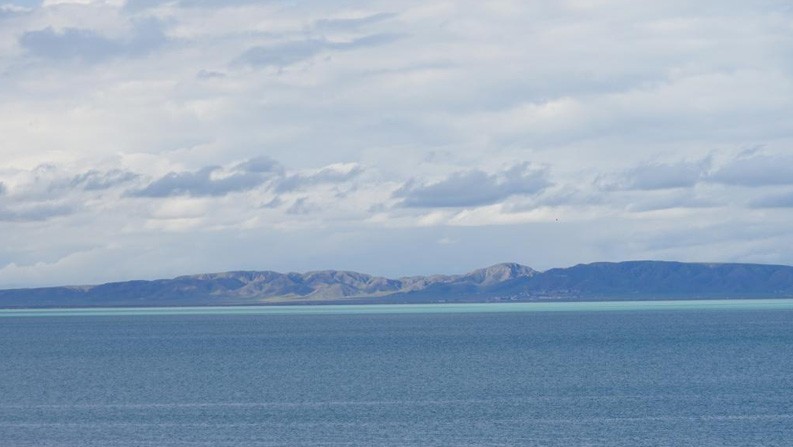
[4,261,793,309]
[2,294,793,310]
[3,299,793,317]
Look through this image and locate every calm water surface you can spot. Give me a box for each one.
[1,302,792,446]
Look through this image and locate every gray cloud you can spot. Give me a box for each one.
[286,197,316,215]
[750,191,793,208]
[19,19,167,63]
[126,0,267,10]
[395,163,551,208]
[708,152,793,186]
[235,33,400,68]
[0,182,5,196]
[0,203,73,222]
[601,151,793,193]
[2,166,139,201]
[315,13,396,32]
[123,0,166,11]
[598,159,709,191]
[70,169,139,191]
[234,156,284,174]
[523,187,604,209]
[130,157,282,198]
[130,168,261,198]
[0,5,29,19]
[260,197,282,209]
[626,194,716,212]
[196,70,226,80]
[235,39,328,68]
[274,164,362,193]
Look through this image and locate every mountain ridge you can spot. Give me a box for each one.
[2,261,793,308]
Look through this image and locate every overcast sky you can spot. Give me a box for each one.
[1,0,793,287]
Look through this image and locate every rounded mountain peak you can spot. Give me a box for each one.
[463,263,536,285]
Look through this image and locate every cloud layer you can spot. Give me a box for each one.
[20,19,166,62]
[395,163,550,208]
[1,0,793,287]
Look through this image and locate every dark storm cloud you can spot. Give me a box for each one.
[235,33,400,68]
[19,19,167,63]
[130,157,282,198]
[394,163,551,208]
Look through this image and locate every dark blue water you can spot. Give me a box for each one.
[2,308,793,446]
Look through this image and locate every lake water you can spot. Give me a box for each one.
[1,301,793,446]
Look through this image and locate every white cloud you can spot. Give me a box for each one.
[0,0,792,286]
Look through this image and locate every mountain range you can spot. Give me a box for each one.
[3,261,793,308]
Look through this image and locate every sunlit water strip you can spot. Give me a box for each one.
[2,299,793,317]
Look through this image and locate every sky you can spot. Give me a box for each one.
[1,0,793,287]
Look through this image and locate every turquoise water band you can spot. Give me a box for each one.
[2,299,793,317]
